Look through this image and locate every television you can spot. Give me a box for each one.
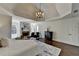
[0,14,11,39]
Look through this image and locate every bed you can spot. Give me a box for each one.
[0,40,40,56]
[31,39,61,56]
[0,39,61,56]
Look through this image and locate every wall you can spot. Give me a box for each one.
[11,16,50,39]
[50,17,79,46]
[0,14,11,39]
[36,16,79,46]
[11,15,79,46]
[11,16,35,39]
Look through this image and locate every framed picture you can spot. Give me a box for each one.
[20,22,30,32]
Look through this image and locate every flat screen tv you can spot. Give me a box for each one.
[0,14,11,39]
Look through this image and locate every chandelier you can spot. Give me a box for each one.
[36,9,44,18]
[35,4,44,21]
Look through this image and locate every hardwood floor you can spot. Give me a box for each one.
[52,40,79,56]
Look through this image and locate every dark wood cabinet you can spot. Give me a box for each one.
[45,31,53,45]
[45,31,53,41]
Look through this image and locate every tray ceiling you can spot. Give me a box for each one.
[0,3,72,21]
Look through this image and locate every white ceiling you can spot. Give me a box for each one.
[0,3,73,21]
[12,3,60,20]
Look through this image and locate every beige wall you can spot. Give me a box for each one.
[36,16,79,46]
[11,16,35,39]
[11,15,79,46]
[0,14,11,38]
